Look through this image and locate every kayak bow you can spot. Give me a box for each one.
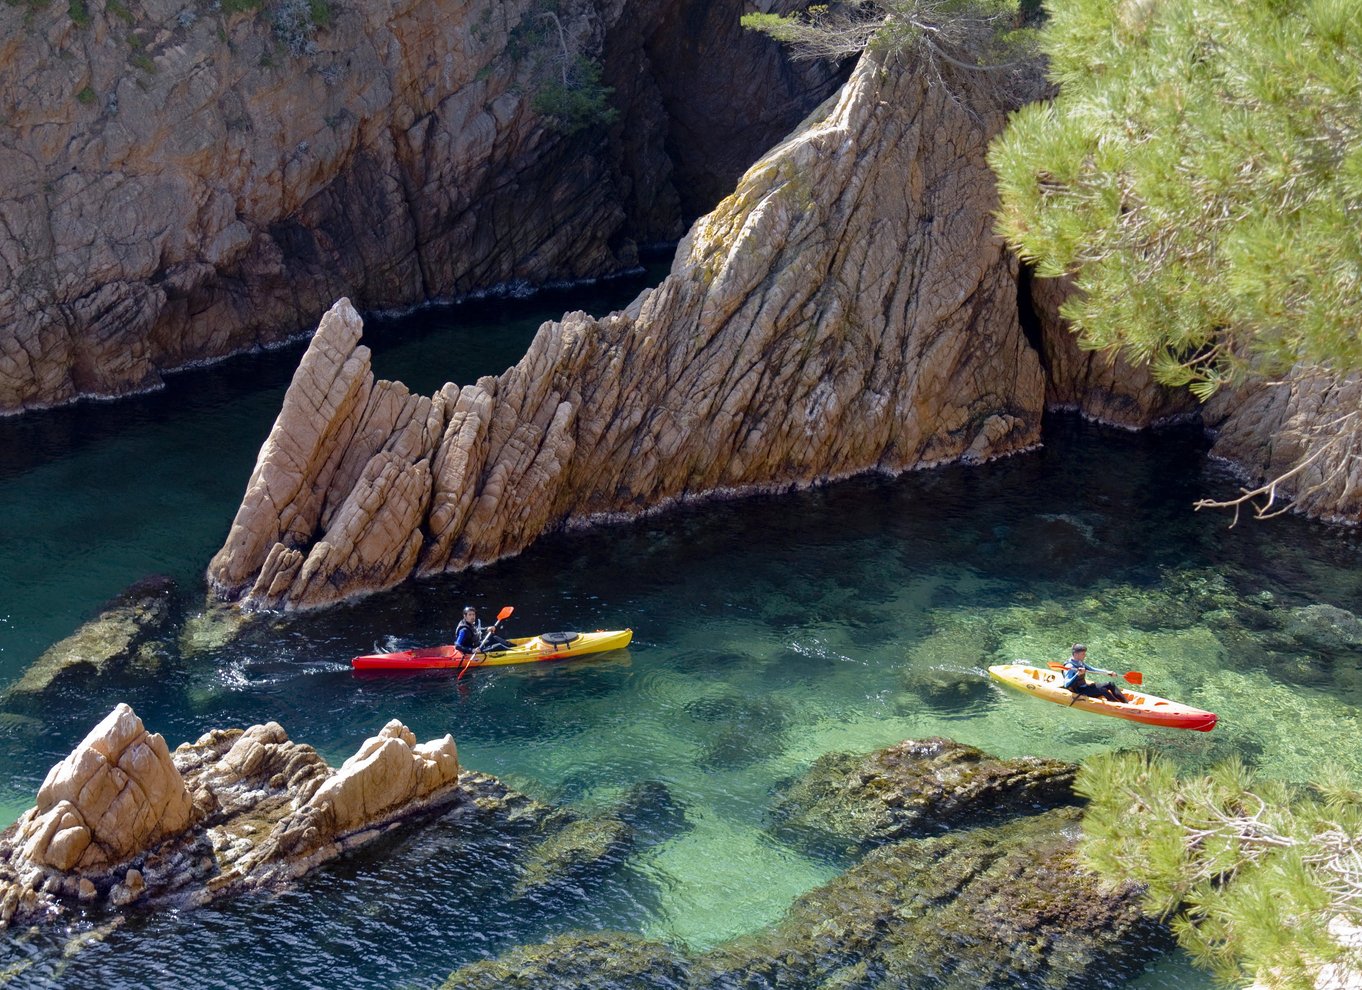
[352,629,633,671]
[988,663,1217,732]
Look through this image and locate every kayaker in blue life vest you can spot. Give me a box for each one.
[454,606,511,654]
[1062,644,1128,703]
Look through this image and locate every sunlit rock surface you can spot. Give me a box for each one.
[0,708,461,927]
[209,47,1048,609]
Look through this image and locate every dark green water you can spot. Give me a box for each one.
[1,271,1359,989]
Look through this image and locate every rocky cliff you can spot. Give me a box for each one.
[207,46,1049,609]
[0,0,838,413]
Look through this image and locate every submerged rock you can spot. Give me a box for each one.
[0,706,461,928]
[208,42,1049,610]
[770,737,1077,853]
[442,807,1161,990]
[4,576,177,698]
[698,807,1163,990]
[441,931,690,990]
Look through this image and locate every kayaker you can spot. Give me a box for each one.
[1061,644,1128,703]
[454,606,511,654]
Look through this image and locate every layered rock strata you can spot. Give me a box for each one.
[0,0,838,413]
[0,704,461,927]
[208,47,1048,609]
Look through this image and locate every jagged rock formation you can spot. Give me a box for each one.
[12,704,193,875]
[208,47,1049,609]
[0,705,461,927]
[0,0,837,413]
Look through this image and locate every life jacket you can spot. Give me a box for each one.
[1062,658,1088,689]
[453,619,480,653]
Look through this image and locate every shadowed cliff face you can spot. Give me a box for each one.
[207,49,1048,610]
[0,0,838,413]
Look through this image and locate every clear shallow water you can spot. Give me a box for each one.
[1,273,1360,988]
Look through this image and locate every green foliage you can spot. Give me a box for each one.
[989,0,1362,397]
[533,57,618,135]
[1077,751,1362,988]
[67,0,89,26]
[75,85,95,103]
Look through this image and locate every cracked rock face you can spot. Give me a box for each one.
[0,0,836,414]
[209,48,1048,610]
[12,704,193,874]
[1203,371,1362,523]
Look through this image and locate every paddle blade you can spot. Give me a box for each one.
[1124,671,1143,686]
[497,605,514,621]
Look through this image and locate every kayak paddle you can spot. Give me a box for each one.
[1046,661,1143,685]
[458,605,514,680]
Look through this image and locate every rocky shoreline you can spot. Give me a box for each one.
[0,706,1163,988]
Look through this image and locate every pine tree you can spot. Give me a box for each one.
[1077,752,1362,988]
[988,0,1362,401]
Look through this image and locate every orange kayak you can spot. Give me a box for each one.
[988,663,1217,732]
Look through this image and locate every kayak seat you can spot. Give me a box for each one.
[541,631,580,646]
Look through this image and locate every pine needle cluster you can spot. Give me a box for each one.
[988,0,1362,400]
[1077,751,1362,988]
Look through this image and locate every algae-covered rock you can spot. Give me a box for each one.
[900,620,998,709]
[441,931,689,990]
[698,807,1163,990]
[1283,604,1362,655]
[5,576,178,698]
[513,815,633,898]
[770,737,1077,854]
[686,692,792,770]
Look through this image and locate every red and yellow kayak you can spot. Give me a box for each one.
[988,663,1217,732]
[351,629,633,671]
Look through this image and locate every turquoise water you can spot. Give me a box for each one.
[1,271,1359,988]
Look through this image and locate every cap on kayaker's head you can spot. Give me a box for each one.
[1072,644,1087,655]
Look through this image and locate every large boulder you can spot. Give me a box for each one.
[209,44,1049,609]
[770,737,1078,854]
[10,703,193,874]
